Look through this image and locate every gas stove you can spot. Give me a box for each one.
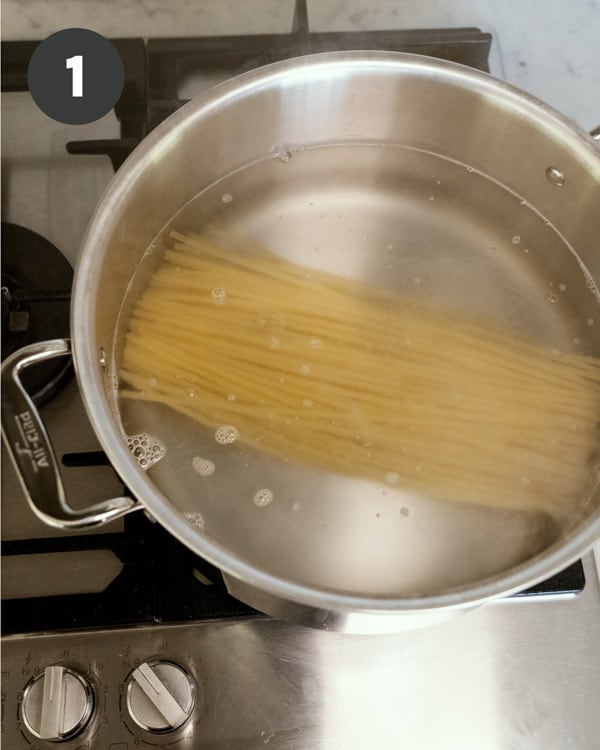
[2,6,600,748]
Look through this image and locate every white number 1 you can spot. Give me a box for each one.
[66,55,83,97]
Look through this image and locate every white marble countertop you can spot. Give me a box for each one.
[2,0,599,130]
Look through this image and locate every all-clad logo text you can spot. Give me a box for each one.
[14,411,50,471]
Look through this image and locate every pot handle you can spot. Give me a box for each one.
[1,339,138,529]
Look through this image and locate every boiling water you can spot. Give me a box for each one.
[116,143,600,597]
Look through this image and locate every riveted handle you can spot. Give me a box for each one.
[1,339,138,529]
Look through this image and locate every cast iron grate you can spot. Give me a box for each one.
[1,1,492,169]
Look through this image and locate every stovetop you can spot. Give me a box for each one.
[1,7,600,749]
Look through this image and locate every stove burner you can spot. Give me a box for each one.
[1,222,73,404]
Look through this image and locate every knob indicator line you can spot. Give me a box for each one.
[133,663,188,728]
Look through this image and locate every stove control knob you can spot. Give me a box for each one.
[126,660,195,733]
[21,665,94,742]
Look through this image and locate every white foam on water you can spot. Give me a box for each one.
[214,425,239,444]
[184,512,205,529]
[126,433,166,470]
[253,488,274,507]
[192,456,216,476]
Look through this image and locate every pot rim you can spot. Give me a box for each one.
[72,50,600,614]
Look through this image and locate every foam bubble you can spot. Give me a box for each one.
[126,433,166,470]
[585,274,599,298]
[211,287,227,305]
[253,488,274,507]
[214,425,239,444]
[192,456,216,476]
[221,193,233,203]
[385,472,400,485]
[184,512,205,529]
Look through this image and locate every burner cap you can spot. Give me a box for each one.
[1,222,73,404]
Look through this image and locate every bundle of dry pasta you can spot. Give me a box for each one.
[120,230,600,517]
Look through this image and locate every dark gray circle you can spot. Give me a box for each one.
[27,28,124,125]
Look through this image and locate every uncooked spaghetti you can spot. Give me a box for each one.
[120,230,600,517]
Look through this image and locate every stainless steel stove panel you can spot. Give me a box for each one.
[2,556,600,749]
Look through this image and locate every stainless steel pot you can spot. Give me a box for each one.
[3,51,600,633]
